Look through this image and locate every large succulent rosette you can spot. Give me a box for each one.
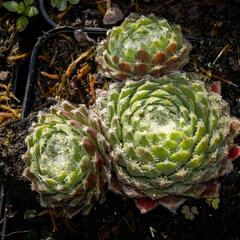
[95,72,240,213]
[22,101,110,218]
[96,14,191,81]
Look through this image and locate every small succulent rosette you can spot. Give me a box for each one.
[95,72,240,214]
[96,14,191,81]
[22,101,110,218]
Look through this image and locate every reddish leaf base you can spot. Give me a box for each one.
[134,146,240,214]
[210,81,221,94]
[201,181,219,198]
[135,198,157,214]
[85,172,97,189]
[135,196,186,214]
[228,146,240,161]
[157,196,186,213]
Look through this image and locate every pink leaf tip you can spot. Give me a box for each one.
[228,146,240,161]
[135,198,157,214]
[210,81,221,94]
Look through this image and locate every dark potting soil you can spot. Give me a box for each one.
[26,28,108,114]
[0,0,240,240]
[42,0,132,28]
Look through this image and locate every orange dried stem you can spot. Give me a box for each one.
[199,67,237,87]
[38,55,50,63]
[77,63,91,80]
[212,44,231,65]
[9,92,20,102]
[7,51,31,62]
[0,83,8,90]
[0,111,15,117]
[106,0,111,9]
[57,4,72,20]
[95,0,106,15]
[0,105,20,117]
[89,74,96,101]
[40,71,60,80]
[37,210,49,217]
[48,208,58,232]
[56,75,67,97]
[65,47,95,79]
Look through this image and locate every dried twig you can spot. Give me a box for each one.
[65,47,95,79]
[199,67,238,87]
[40,71,60,80]
[57,5,73,20]
[212,44,231,65]
[76,64,91,81]
[6,51,31,62]
[48,208,58,232]
[89,74,96,101]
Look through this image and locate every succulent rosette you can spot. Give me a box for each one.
[95,72,240,213]
[22,101,110,218]
[96,14,191,81]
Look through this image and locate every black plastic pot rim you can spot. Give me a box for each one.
[38,0,107,34]
[22,26,106,118]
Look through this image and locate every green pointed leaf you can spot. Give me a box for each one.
[195,136,209,155]
[134,131,149,146]
[186,155,205,169]
[196,92,208,107]
[130,90,150,105]
[209,133,223,151]
[195,121,206,141]
[156,161,177,175]
[147,132,160,144]
[124,48,136,62]
[136,147,154,162]
[122,126,134,142]
[208,115,218,132]
[169,131,182,141]
[170,150,190,163]
[190,113,198,130]
[151,146,170,160]
[163,140,178,151]
[80,156,92,172]
[69,171,82,186]
[124,143,138,159]
[45,177,58,187]
[179,137,195,150]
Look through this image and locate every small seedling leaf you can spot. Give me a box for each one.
[24,0,34,6]
[68,0,80,4]
[16,16,29,32]
[25,6,39,17]
[3,1,19,12]
[24,209,36,219]
[17,2,26,14]
[51,0,67,11]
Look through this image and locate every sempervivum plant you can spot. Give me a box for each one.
[96,14,191,81]
[95,72,240,213]
[22,101,110,218]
